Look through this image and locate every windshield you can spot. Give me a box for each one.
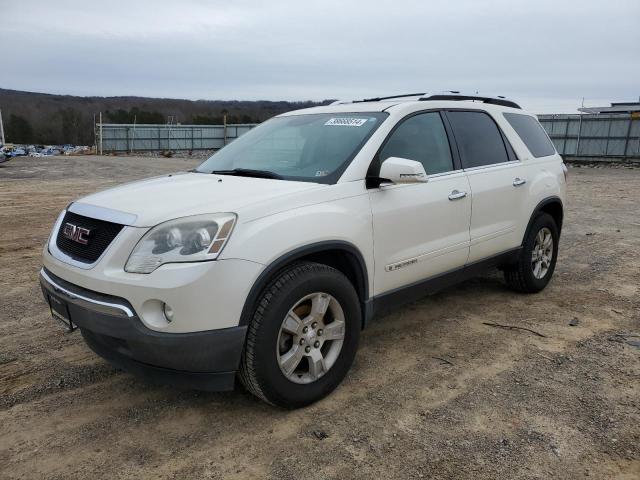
[196,112,388,183]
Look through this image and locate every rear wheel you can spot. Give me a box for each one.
[239,262,360,408]
[504,213,559,293]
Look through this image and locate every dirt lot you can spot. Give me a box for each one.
[0,155,638,480]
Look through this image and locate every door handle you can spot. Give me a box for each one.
[513,177,527,187]
[448,190,467,201]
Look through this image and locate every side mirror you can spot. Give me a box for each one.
[378,157,428,184]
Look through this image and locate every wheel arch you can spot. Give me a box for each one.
[239,241,370,329]
[523,196,564,244]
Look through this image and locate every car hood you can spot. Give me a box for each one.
[72,172,324,227]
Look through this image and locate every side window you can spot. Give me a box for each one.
[378,112,454,175]
[447,111,510,168]
[503,112,556,158]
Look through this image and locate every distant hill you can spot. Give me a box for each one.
[0,88,332,145]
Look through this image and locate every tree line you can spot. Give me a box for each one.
[0,88,331,145]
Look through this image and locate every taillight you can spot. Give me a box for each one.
[561,162,568,182]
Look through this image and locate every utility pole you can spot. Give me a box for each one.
[0,109,5,145]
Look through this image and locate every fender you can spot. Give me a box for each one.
[238,240,370,327]
[522,196,564,245]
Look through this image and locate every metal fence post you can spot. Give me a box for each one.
[576,114,582,157]
[131,115,136,154]
[604,117,612,156]
[562,115,569,155]
[623,114,633,156]
[223,112,228,146]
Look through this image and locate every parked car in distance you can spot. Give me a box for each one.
[40,92,567,408]
[40,148,61,156]
[11,148,26,157]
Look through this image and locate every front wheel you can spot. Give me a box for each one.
[239,262,360,408]
[504,213,559,293]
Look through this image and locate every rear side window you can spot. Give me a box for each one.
[377,112,454,175]
[503,113,556,158]
[447,111,510,168]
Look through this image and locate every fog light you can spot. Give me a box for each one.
[163,303,175,322]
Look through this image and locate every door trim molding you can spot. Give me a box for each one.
[384,240,470,272]
[469,226,516,246]
[368,247,521,322]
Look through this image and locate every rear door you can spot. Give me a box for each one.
[445,110,527,263]
[368,111,472,295]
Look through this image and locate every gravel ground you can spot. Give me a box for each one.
[0,156,638,480]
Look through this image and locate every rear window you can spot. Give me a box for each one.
[447,111,510,168]
[503,113,556,158]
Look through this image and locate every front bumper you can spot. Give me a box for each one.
[40,268,247,391]
[43,217,264,333]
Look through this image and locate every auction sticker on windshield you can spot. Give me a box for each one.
[324,117,368,127]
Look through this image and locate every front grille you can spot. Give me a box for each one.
[55,211,124,263]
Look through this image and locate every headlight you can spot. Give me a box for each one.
[125,213,236,274]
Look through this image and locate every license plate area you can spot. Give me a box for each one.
[48,293,76,332]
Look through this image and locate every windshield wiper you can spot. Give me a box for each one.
[209,168,283,180]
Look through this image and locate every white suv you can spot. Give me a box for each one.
[41,93,567,408]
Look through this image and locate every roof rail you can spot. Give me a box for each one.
[353,93,427,103]
[420,92,521,109]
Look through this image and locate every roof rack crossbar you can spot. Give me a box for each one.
[420,93,521,109]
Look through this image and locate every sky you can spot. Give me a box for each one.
[1,0,639,113]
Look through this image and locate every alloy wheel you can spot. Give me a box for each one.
[276,292,346,384]
[531,227,553,279]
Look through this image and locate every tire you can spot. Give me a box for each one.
[239,261,360,408]
[504,212,559,293]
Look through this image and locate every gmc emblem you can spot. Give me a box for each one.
[63,223,91,245]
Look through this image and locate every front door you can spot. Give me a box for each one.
[368,111,472,296]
